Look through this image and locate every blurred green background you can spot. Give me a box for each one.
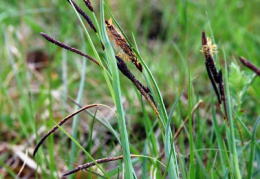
[1,0,260,178]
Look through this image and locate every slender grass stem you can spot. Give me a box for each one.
[223,49,241,179]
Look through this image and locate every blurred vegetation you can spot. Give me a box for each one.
[0,0,260,178]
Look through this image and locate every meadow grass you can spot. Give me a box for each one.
[0,0,260,178]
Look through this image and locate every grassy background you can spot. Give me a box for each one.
[1,0,260,178]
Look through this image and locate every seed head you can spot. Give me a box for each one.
[201,31,218,58]
[106,18,143,72]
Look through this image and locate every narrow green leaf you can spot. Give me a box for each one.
[188,61,195,178]
[223,49,241,179]
[247,116,260,179]
[51,119,109,178]
[101,1,134,178]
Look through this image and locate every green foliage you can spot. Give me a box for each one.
[1,0,260,178]
[229,62,255,108]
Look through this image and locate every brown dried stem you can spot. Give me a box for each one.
[174,100,203,140]
[239,56,260,76]
[62,155,127,177]
[159,100,203,159]
[40,33,100,66]
[33,104,98,156]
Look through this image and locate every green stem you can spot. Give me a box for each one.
[223,50,241,179]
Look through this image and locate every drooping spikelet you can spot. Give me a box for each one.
[105,19,143,72]
[239,56,260,76]
[116,56,159,116]
[67,0,97,33]
[83,0,93,12]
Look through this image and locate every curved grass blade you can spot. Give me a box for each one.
[33,104,98,156]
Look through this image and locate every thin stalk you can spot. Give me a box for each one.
[52,119,109,178]
[188,61,195,178]
[247,116,260,179]
[212,102,226,174]
[69,28,88,171]
[223,49,241,179]
[101,1,134,178]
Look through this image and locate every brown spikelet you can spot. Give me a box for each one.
[40,33,100,66]
[239,56,260,76]
[201,30,228,121]
[67,0,97,33]
[105,19,142,72]
[63,155,138,177]
[218,70,228,121]
[83,0,94,12]
[116,56,159,116]
[201,31,219,82]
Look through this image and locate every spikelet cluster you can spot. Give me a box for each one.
[105,19,142,72]
[201,37,218,58]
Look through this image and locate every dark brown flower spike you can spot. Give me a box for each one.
[218,70,228,120]
[201,31,228,119]
[201,31,219,83]
[83,0,94,12]
[63,155,127,177]
[201,31,221,104]
[106,19,143,72]
[239,56,260,76]
[67,0,104,50]
[205,62,222,104]
[33,104,97,156]
[40,32,100,66]
[67,0,97,33]
[116,56,159,116]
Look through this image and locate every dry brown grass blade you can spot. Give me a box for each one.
[158,100,203,159]
[63,155,139,177]
[63,155,123,177]
[33,104,98,156]
[174,100,203,140]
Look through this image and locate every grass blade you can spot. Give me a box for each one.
[223,49,241,179]
[51,119,109,178]
[101,1,134,178]
[247,116,260,179]
[69,27,88,172]
[188,61,195,178]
